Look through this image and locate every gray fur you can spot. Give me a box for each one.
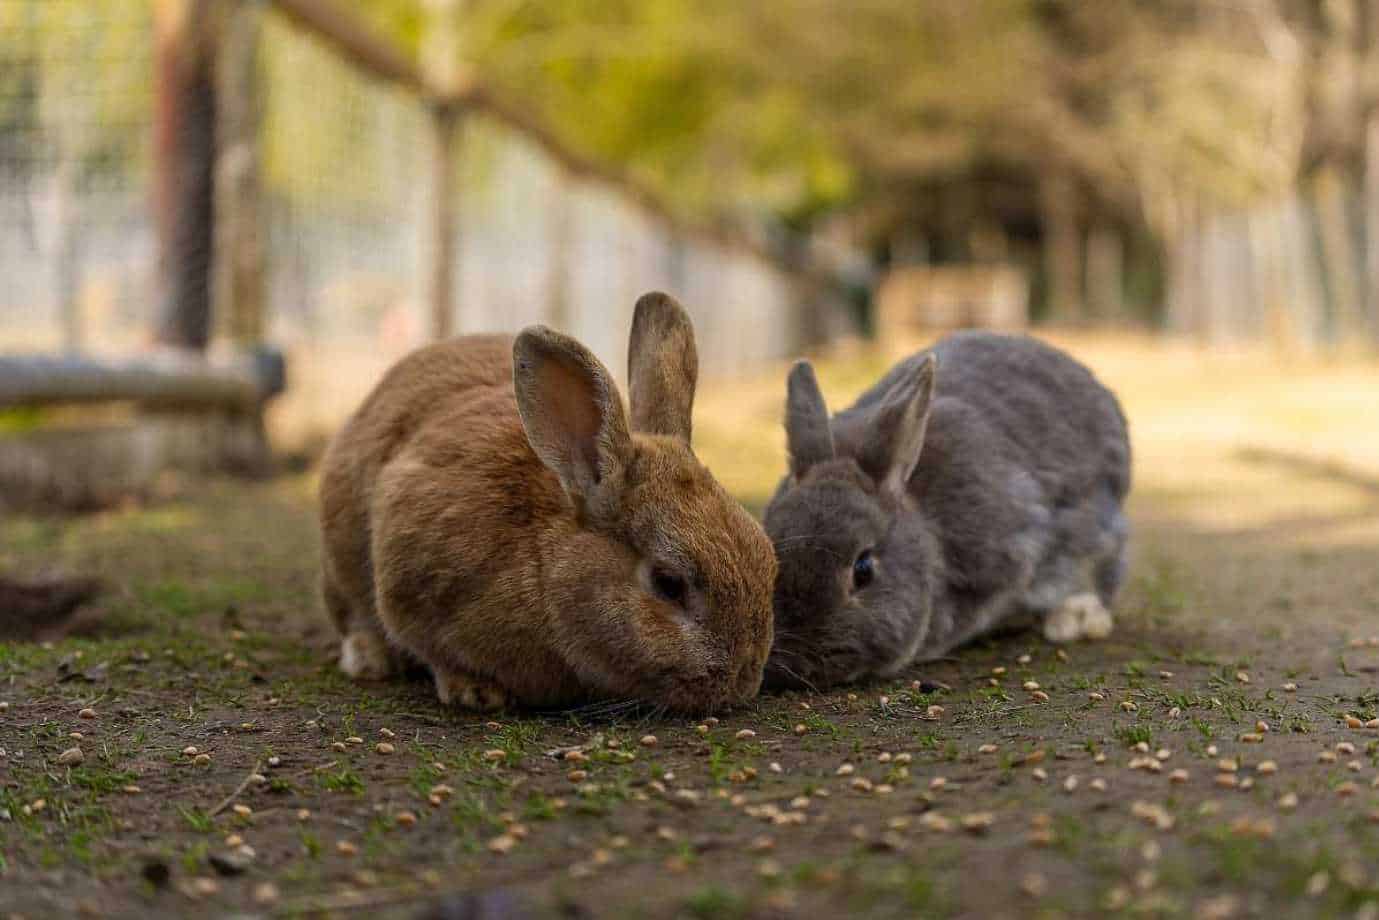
[763,331,1131,689]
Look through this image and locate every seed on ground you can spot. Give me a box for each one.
[1235,671,1250,684]
[735,729,756,740]
[1256,760,1278,774]
[1020,872,1048,898]
[1023,681,1040,691]
[1347,760,1362,772]
[225,834,244,847]
[1089,692,1105,701]
[1206,744,1218,756]
[194,754,211,766]
[345,736,363,745]
[267,756,281,767]
[1031,690,1050,703]
[978,744,998,754]
[992,666,1007,676]
[336,840,358,857]
[1278,792,1299,811]
[1158,670,1174,680]
[1215,774,1239,789]
[1028,828,1055,846]
[894,753,912,764]
[57,747,84,766]
[1319,751,1338,763]
[1031,767,1048,782]
[960,812,995,833]
[1090,778,1108,792]
[1168,707,1182,719]
[1120,701,1138,712]
[379,727,395,738]
[926,705,944,719]
[122,785,141,794]
[232,804,252,817]
[191,878,220,897]
[77,707,96,720]
[639,735,658,747]
[0,701,8,711]
[567,769,587,783]
[1155,749,1172,761]
[375,742,395,755]
[850,778,873,793]
[930,776,948,790]
[1282,682,1298,692]
[1063,775,1079,793]
[769,762,782,774]
[296,808,311,821]
[1217,759,1239,773]
[183,746,199,757]
[836,763,855,776]
[1169,769,1190,784]
[485,749,509,762]
[331,741,347,753]
[1367,718,1379,729]
[1130,801,1175,831]
[1336,741,1356,755]
[1255,720,1270,733]
[1094,752,1107,764]
[1239,733,1264,743]
[1336,781,1359,797]
[748,834,774,852]
[793,724,808,735]
[1346,716,1364,729]
[488,833,519,855]
[695,724,709,735]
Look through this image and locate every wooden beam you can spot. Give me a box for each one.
[0,352,282,412]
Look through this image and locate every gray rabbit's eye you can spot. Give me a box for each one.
[852,550,875,590]
[652,569,688,605]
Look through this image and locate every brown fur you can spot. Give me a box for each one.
[318,294,775,713]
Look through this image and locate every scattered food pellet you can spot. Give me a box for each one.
[1277,792,1299,811]
[1239,733,1264,744]
[1020,872,1048,898]
[267,756,281,767]
[191,878,220,897]
[396,811,417,828]
[1169,769,1190,784]
[488,833,518,855]
[1346,716,1364,729]
[1062,775,1079,793]
[567,769,587,783]
[336,840,358,857]
[1155,748,1172,761]
[1158,670,1174,680]
[926,704,944,719]
[1031,690,1050,703]
[1346,760,1362,772]
[252,882,279,905]
[978,744,998,755]
[122,785,141,794]
[1168,707,1181,719]
[57,747,84,766]
[1217,759,1239,773]
[894,753,912,765]
[1206,745,1218,757]
[1256,760,1277,775]
[345,736,363,745]
[769,762,782,774]
[1214,774,1239,789]
[331,742,347,753]
[992,666,1007,676]
[735,729,756,740]
[929,776,948,790]
[1031,767,1048,782]
[1023,681,1040,691]
[836,763,855,776]
[375,742,394,755]
[379,727,395,738]
[639,735,658,747]
[695,724,709,735]
[1089,778,1108,792]
[1282,682,1297,692]
[194,754,211,766]
[1336,781,1358,797]
[1089,692,1105,701]
[182,746,199,757]
[232,804,252,818]
[1318,751,1338,764]
[296,808,311,821]
[1120,701,1137,712]
[793,724,808,735]
[77,707,96,720]
[1336,741,1356,755]
[960,812,994,833]
[1234,671,1250,684]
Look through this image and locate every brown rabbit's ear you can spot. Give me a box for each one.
[627,291,698,443]
[785,360,834,479]
[860,354,936,504]
[514,327,633,512]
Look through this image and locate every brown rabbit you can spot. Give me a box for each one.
[318,293,776,713]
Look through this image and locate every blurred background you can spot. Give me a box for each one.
[0,0,1376,513]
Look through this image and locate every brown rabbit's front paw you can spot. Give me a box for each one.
[339,632,394,681]
[433,668,510,711]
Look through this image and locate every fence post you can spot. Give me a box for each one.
[423,0,464,341]
[215,0,265,347]
[153,0,219,352]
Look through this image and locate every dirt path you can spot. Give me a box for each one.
[1,340,1376,919]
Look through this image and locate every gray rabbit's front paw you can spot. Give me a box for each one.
[1043,593,1114,643]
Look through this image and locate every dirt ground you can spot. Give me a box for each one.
[1,336,1377,919]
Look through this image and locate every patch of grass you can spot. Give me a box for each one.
[317,765,365,796]
[683,885,748,920]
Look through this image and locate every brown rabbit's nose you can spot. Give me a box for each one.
[733,656,765,701]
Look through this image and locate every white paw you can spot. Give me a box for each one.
[1043,593,1114,643]
[434,668,509,711]
[340,632,393,680]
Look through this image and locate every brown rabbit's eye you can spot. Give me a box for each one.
[652,569,687,605]
[852,550,875,589]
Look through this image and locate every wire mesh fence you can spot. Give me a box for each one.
[0,0,813,448]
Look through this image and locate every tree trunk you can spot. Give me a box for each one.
[1039,170,1082,324]
[154,0,219,352]
[1084,222,1123,324]
[423,0,464,340]
[214,0,264,346]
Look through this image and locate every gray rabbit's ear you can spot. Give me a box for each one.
[861,354,936,504]
[627,291,698,443]
[514,326,633,514]
[785,360,834,478]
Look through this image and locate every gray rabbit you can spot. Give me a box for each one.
[763,331,1130,689]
